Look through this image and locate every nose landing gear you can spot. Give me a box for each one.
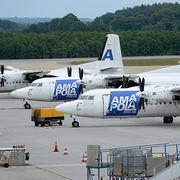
[24,102,31,109]
[71,115,80,127]
[72,120,80,127]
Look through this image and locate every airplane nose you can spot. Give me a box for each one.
[10,88,30,99]
[56,101,77,115]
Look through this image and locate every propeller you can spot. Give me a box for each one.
[1,65,4,75]
[0,65,5,87]
[67,67,72,77]
[78,68,84,94]
[79,67,83,80]
[138,77,145,110]
[122,75,129,88]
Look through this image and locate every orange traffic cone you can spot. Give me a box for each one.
[53,141,59,152]
[81,151,87,163]
[64,148,69,155]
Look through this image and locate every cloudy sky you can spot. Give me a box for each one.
[0,0,179,19]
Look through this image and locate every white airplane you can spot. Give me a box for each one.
[1,33,124,92]
[0,65,49,92]
[55,77,180,127]
[10,34,125,108]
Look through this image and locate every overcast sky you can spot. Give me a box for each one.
[0,0,179,19]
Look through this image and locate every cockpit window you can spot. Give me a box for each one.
[88,96,94,100]
[31,83,36,87]
[79,95,88,100]
[38,83,42,87]
[79,95,85,100]
[31,83,43,87]
[79,95,94,100]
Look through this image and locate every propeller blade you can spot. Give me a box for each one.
[79,84,83,94]
[141,77,145,91]
[139,77,145,92]
[1,65,4,75]
[79,68,83,80]
[67,67,72,77]
[138,77,145,110]
[0,78,5,87]
[141,97,145,110]
[122,75,128,88]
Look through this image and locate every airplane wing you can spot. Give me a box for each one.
[104,74,139,87]
[104,74,139,81]
[22,70,55,83]
[170,86,180,93]
[143,65,180,74]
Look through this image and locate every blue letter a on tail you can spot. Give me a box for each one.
[102,49,113,61]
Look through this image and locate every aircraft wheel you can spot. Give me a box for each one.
[163,116,173,124]
[58,121,63,126]
[72,121,79,128]
[24,102,31,109]
[34,121,39,127]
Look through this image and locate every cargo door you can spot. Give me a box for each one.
[102,94,110,116]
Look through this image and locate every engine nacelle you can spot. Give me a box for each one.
[172,95,180,101]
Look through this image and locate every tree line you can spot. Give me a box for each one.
[0,31,180,59]
[0,3,180,33]
[0,3,180,59]
[25,3,180,33]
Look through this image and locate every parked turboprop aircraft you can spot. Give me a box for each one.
[0,65,49,92]
[55,78,180,127]
[10,34,125,108]
[1,33,124,91]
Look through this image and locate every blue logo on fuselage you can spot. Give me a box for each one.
[53,79,80,100]
[107,91,140,116]
[102,49,113,60]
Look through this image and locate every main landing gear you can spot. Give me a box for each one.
[163,116,173,124]
[24,101,31,109]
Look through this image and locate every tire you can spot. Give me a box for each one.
[58,121,63,126]
[72,121,79,128]
[163,117,173,124]
[34,121,39,127]
[40,123,45,127]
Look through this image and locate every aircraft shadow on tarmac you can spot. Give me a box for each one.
[46,119,180,129]
[0,108,28,110]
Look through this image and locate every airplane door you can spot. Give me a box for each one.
[28,88,33,96]
[76,101,84,111]
[49,81,55,100]
[102,94,110,116]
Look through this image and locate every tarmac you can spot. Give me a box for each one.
[0,58,179,180]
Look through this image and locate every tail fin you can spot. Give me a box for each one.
[96,34,124,74]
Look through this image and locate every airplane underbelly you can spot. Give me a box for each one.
[137,104,180,117]
[104,104,180,118]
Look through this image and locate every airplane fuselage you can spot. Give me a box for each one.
[0,70,29,92]
[56,87,180,118]
[10,75,107,101]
